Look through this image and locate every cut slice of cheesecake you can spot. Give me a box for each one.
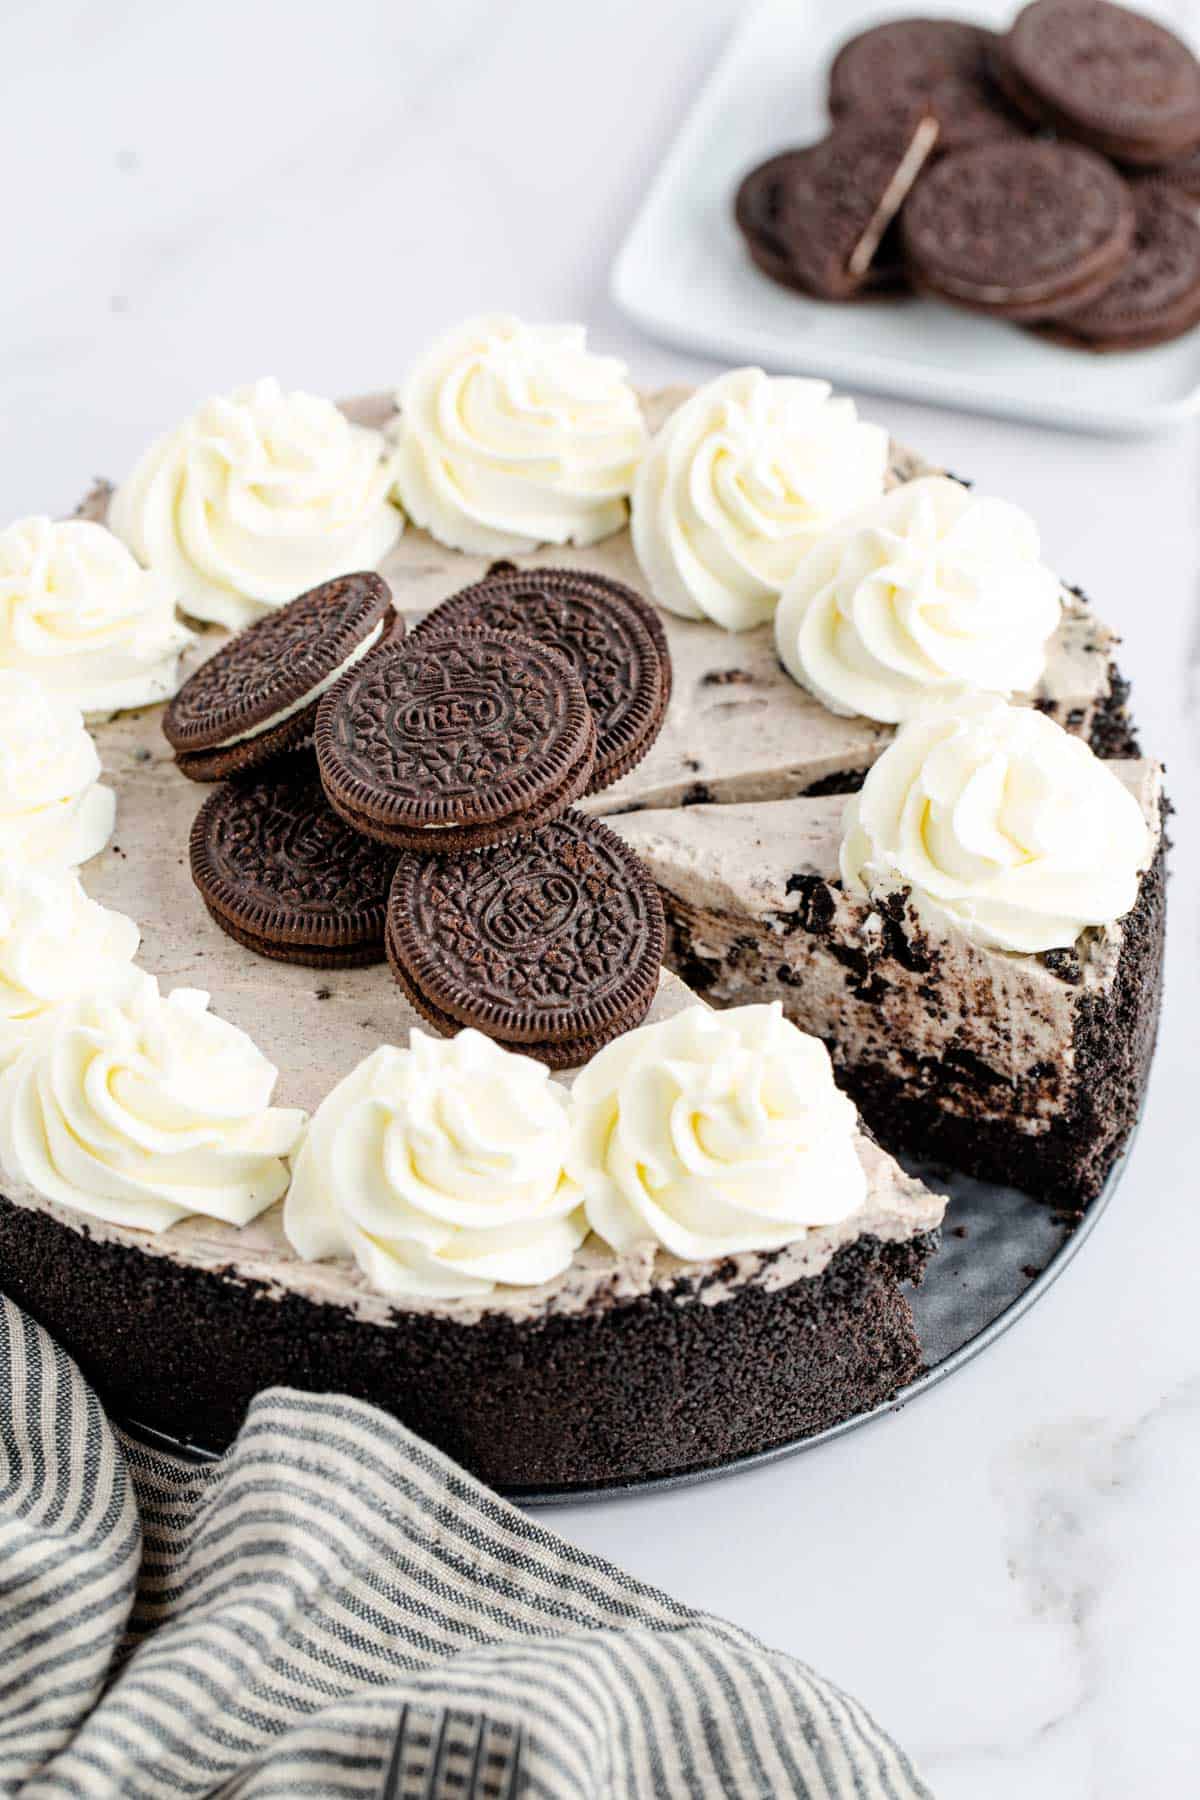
[610,760,1165,1209]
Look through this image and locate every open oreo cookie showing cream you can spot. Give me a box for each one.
[415,564,671,793]
[735,115,941,301]
[164,572,396,781]
[386,811,665,1069]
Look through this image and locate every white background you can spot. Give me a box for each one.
[3,1,1198,1793]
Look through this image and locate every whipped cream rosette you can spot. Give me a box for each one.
[285,1030,584,1298]
[392,314,646,556]
[109,378,403,631]
[0,969,305,1232]
[0,861,139,1073]
[0,515,193,717]
[569,1003,868,1260]
[775,476,1063,722]
[631,368,888,632]
[0,671,115,869]
[841,695,1152,954]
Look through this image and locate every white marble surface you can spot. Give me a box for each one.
[3,0,1198,1792]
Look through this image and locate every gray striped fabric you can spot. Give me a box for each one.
[0,1294,932,1799]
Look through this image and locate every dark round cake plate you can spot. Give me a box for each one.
[121,1140,1131,1504]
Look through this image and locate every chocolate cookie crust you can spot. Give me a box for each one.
[190,756,397,967]
[416,566,670,793]
[735,115,940,301]
[829,17,1026,156]
[165,573,394,782]
[0,1198,935,1488]
[386,811,665,1061]
[315,630,596,850]
[901,140,1136,319]
[998,0,1200,167]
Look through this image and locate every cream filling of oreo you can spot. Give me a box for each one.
[847,116,940,279]
[212,619,385,748]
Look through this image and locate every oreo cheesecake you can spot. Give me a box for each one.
[0,323,1165,1485]
[0,678,941,1484]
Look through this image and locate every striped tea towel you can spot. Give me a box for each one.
[0,1293,932,1799]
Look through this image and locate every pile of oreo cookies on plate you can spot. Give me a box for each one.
[736,0,1200,351]
[167,566,671,1069]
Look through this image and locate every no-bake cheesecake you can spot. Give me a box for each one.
[0,325,1164,1487]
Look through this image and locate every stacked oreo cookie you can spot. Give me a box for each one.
[735,0,1200,352]
[172,566,671,1069]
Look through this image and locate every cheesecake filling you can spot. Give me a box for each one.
[0,1123,941,1328]
[610,759,1162,1134]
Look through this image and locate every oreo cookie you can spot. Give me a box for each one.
[735,115,940,301]
[165,573,395,782]
[1035,184,1200,351]
[386,811,664,1069]
[315,630,596,851]
[190,756,397,967]
[415,566,670,793]
[1142,146,1200,201]
[997,0,1200,168]
[900,141,1135,320]
[829,18,1027,157]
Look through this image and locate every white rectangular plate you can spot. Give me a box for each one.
[611,0,1200,435]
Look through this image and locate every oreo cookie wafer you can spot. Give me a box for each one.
[735,116,939,301]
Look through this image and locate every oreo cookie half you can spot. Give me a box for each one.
[190,755,397,967]
[416,565,670,793]
[735,115,940,301]
[315,630,596,851]
[386,811,665,1070]
[900,140,1135,321]
[165,573,396,782]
